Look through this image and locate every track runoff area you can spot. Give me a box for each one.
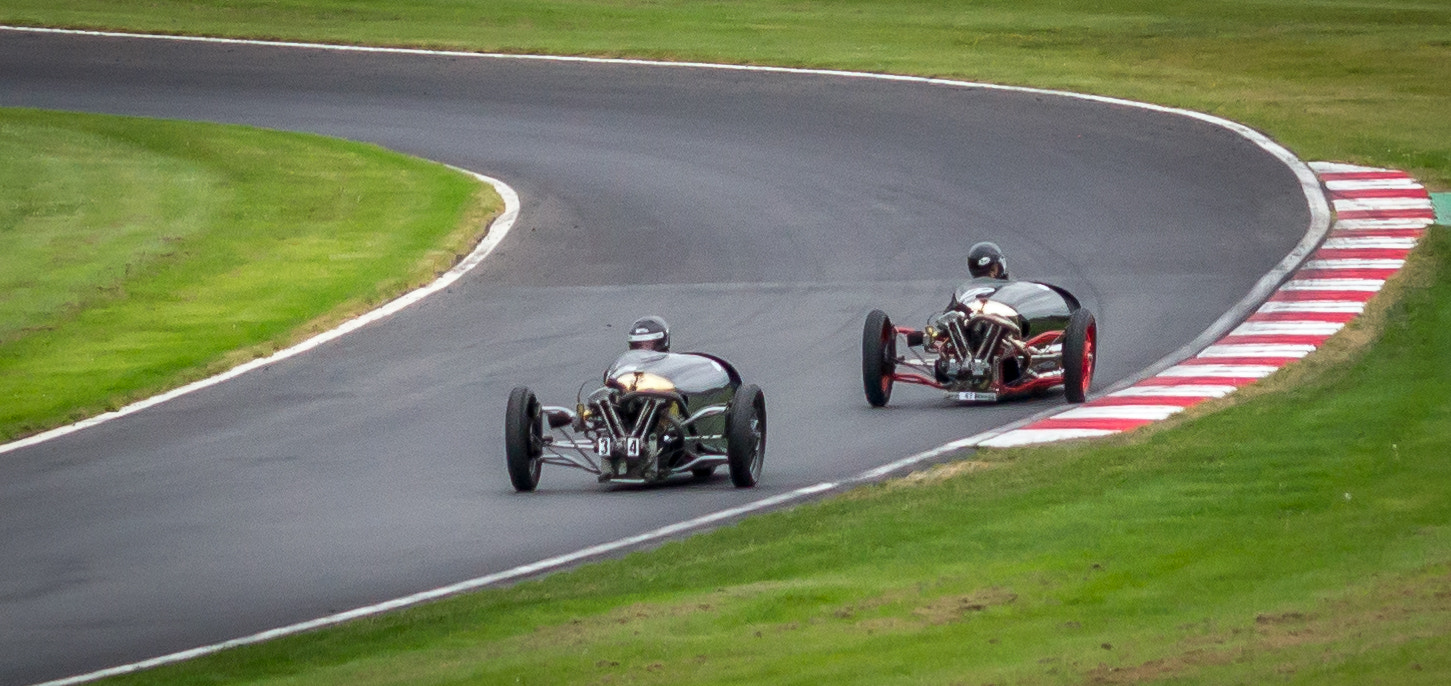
[31,164,1437,686]
[979,163,1439,448]
[3,25,1434,686]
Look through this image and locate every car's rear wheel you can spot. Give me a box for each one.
[862,309,896,407]
[1063,308,1097,403]
[505,386,543,492]
[726,384,766,488]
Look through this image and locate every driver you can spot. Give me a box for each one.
[967,241,1009,280]
[931,242,1011,343]
[626,315,670,352]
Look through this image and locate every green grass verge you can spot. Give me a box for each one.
[6,1,1450,683]
[1,0,1447,189]
[0,108,497,441]
[98,226,1451,684]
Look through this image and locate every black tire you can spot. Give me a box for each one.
[505,386,543,492]
[862,309,896,407]
[725,384,766,488]
[1062,309,1097,404]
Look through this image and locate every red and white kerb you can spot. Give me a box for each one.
[979,162,1436,448]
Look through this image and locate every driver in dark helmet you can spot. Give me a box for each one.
[606,315,674,385]
[926,241,1012,346]
[626,315,670,352]
[967,241,1009,280]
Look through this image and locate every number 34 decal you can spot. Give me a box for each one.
[595,437,642,457]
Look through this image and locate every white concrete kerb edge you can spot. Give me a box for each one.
[5,24,1333,685]
[0,169,520,457]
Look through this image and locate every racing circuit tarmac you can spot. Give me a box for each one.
[0,29,1313,684]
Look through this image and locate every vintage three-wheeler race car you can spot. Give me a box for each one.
[504,318,766,492]
[861,244,1097,407]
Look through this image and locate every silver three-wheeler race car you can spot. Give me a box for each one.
[504,349,766,492]
[862,277,1097,407]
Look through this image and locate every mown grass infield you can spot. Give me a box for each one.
[0,108,497,441]
[3,0,1450,683]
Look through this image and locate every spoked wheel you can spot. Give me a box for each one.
[1062,308,1097,403]
[725,384,766,488]
[861,309,897,407]
[504,386,544,492]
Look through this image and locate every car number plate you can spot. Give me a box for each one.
[596,436,643,457]
[953,391,997,402]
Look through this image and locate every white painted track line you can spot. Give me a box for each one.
[1197,344,1316,358]
[1336,218,1434,230]
[1321,236,1420,249]
[0,21,1333,457]
[1333,198,1433,212]
[1107,384,1238,398]
[1302,259,1405,270]
[2,23,1337,686]
[1259,300,1365,313]
[1055,405,1185,421]
[1325,179,1423,191]
[1281,278,1387,291]
[1158,364,1280,378]
[1231,321,1346,336]
[1310,162,1385,173]
[31,481,838,686]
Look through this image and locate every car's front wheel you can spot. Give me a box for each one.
[505,386,543,492]
[1062,308,1097,403]
[726,384,766,488]
[862,309,896,407]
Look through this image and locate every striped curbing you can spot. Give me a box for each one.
[979,161,1436,449]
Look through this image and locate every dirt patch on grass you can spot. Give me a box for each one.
[523,577,850,651]
[1083,564,1451,684]
[911,587,1019,625]
[899,460,1001,485]
[832,584,1019,636]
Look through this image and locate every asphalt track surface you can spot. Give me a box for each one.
[0,30,1312,685]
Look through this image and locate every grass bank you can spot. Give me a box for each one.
[7,1,1450,683]
[1,0,1448,189]
[0,108,497,441]
[102,226,1451,683]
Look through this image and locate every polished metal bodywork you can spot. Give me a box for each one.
[535,351,744,484]
[897,278,1083,401]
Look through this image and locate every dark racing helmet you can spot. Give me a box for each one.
[626,316,670,352]
[967,241,1009,279]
